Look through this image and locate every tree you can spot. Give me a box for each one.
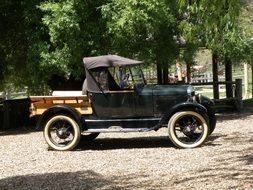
[30,0,110,93]
[102,0,182,84]
[200,0,248,98]
[0,0,110,94]
[0,0,50,93]
[179,0,248,98]
[240,1,253,97]
[0,0,29,91]
[0,0,250,94]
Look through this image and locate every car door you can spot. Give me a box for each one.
[90,91,135,118]
[134,85,154,117]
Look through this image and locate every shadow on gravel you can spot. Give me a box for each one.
[216,107,253,122]
[0,170,121,190]
[0,127,39,137]
[0,170,175,190]
[239,154,253,165]
[204,134,226,147]
[172,166,253,189]
[76,136,175,151]
[237,148,253,165]
[0,116,40,136]
[0,128,37,137]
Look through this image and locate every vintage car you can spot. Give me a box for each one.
[30,55,216,151]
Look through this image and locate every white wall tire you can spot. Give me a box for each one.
[44,115,81,151]
[168,111,209,148]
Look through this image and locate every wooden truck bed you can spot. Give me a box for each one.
[30,93,92,116]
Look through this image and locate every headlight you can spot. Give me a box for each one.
[186,86,195,102]
[187,86,195,96]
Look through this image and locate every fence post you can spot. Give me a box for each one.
[235,79,243,110]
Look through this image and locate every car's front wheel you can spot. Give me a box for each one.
[168,111,209,148]
[44,115,81,151]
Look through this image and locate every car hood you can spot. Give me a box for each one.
[153,85,192,96]
[140,84,192,96]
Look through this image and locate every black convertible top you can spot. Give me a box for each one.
[83,55,142,70]
[83,55,143,93]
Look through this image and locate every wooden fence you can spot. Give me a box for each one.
[0,91,27,101]
[191,79,243,111]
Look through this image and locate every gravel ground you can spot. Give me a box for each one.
[0,110,252,190]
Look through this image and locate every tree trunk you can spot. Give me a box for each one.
[156,61,163,85]
[162,62,168,84]
[225,57,233,98]
[212,53,219,99]
[186,62,191,83]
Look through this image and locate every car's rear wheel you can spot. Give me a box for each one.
[44,115,81,151]
[168,111,209,148]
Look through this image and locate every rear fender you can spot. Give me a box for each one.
[160,102,207,126]
[36,105,82,130]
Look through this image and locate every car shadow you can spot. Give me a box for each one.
[76,136,175,151]
[74,134,222,151]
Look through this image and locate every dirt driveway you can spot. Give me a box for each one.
[0,109,252,190]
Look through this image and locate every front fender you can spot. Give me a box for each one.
[160,102,207,125]
[36,105,82,130]
[197,95,215,107]
[196,95,216,134]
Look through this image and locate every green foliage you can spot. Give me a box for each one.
[0,0,110,94]
[34,0,109,90]
[179,0,248,62]
[0,0,251,92]
[102,0,179,61]
[36,0,88,87]
[102,0,182,84]
[241,1,253,36]
[40,1,80,45]
[102,0,249,82]
[240,1,253,61]
[0,1,26,90]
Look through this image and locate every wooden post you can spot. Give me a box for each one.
[235,79,243,110]
[244,62,248,99]
[251,58,253,98]
[176,62,182,81]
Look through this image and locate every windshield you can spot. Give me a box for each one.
[108,65,145,90]
[130,65,146,86]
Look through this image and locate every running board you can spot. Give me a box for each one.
[84,118,161,129]
[82,127,153,133]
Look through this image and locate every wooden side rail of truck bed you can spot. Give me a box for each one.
[30,95,93,116]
